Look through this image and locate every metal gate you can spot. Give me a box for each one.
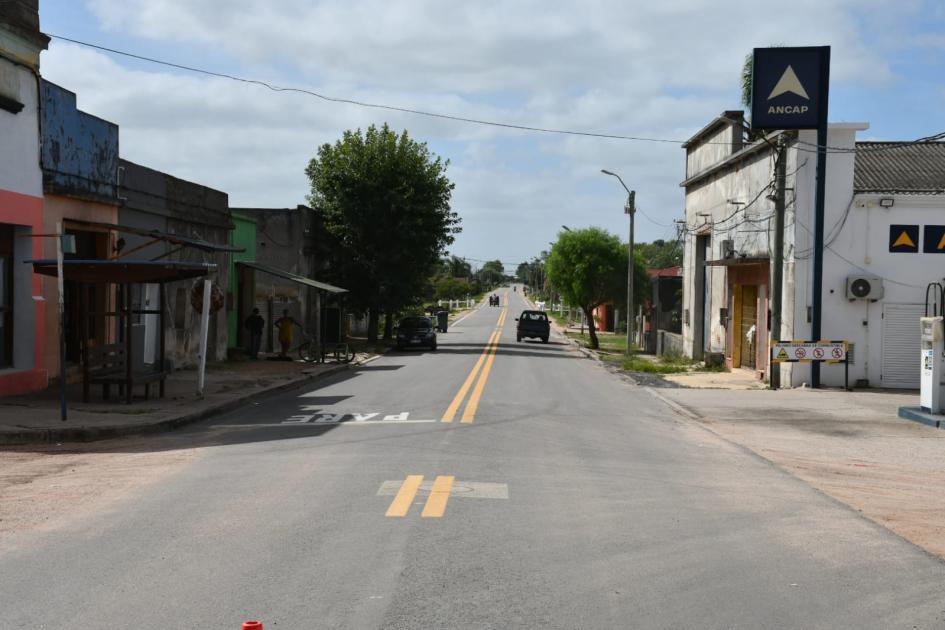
[881,303,924,388]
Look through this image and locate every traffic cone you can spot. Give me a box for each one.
[241,622,263,630]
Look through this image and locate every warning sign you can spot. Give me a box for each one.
[771,340,847,363]
[923,225,945,253]
[889,225,919,253]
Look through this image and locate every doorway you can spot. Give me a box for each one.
[732,284,758,369]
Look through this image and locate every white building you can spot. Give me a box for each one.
[681,111,945,389]
[0,1,49,395]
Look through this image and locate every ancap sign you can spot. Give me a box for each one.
[751,47,830,130]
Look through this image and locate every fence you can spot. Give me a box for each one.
[656,330,684,357]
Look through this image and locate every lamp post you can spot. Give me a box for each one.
[601,169,635,355]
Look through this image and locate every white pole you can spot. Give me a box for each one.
[197,278,211,396]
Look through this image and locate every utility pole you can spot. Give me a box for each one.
[770,136,787,389]
[601,169,635,355]
[625,192,636,354]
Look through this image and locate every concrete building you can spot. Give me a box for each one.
[0,1,48,394]
[118,159,234,369]
[227,212,257,353]
[39,80,120,379]
[230,206,318,353]
[681,111,945,388]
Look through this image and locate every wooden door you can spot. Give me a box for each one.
[739,285,758,369]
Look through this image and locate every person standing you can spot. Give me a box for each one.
[274,309,300,358]
[244,308,264,360]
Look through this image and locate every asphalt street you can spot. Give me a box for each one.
[3,287,944,629]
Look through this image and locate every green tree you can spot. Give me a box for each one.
[477,259,505,290]
[636,239,682,270]
[445,255,472,278]
[546,227,628,350]
[515,262,529,284]
[306,124,460,341]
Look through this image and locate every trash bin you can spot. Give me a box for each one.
[436,310,449,333]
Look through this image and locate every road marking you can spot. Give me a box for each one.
[421,475,455,518]
[377,479,509,499]
[442,298,509,423]
[280,411,414,424]
[385,475,425,517]
[461,306,507,423]
[210,419,438,428]
[441,328,500,422]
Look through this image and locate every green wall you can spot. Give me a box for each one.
[228,213,257,348]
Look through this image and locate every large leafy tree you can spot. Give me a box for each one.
[477,259,505,290]
[306,124,460,341]
[445,255,472,279]
[636,239,682,270]
[546,227,628,349]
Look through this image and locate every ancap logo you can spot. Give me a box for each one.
[768,65,810,100]
[767,65,810,115]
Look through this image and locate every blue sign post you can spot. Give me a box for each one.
[751,46,830,387]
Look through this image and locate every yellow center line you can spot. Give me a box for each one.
[385,475,424,517]
[421,475,455,518]
[441,328,501,422]
[461,306,507,423]
[440,291,511,423]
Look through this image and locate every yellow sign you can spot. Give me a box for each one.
[893,230,916,249]
[776,348,789,360]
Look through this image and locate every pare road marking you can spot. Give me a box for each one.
[280,412,435,425]
[209,412,437,429]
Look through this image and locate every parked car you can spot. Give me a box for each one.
[516,310,550,343]
[395,316,438,350]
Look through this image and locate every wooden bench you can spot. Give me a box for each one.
[83,343,167,403]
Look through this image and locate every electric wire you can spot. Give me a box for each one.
[47,34,944,153]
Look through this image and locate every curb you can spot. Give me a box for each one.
[0,363,353,446]
[897,406,944,429]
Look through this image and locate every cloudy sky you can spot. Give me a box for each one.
[39,0,945,271]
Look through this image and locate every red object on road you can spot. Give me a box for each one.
[242,622,263,630]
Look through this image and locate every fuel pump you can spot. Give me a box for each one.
[921,284,945,414]
[919,317,944,413]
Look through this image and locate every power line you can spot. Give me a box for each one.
[48,34,689,145]
[49,34,945,153]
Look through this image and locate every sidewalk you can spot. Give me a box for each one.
[0,358,360,445]
[650,385,945,560]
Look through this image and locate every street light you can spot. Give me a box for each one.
[561,225,572,232]
[601,169,636,355]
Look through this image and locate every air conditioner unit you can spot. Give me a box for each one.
[846,276,884,301]
[721,239,735,259]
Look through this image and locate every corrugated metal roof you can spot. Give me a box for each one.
[237,261,347,294]
[854,142,945,194]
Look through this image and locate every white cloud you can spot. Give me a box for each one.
[39,0,935,262]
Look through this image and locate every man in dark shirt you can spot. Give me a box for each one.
[244,308,264,359]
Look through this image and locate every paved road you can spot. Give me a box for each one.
[3,287,944,629]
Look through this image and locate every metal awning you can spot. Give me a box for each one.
[704,256,770,267]
[29,259,216,283]
[237,261,348,293]
[65,218,244,253]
